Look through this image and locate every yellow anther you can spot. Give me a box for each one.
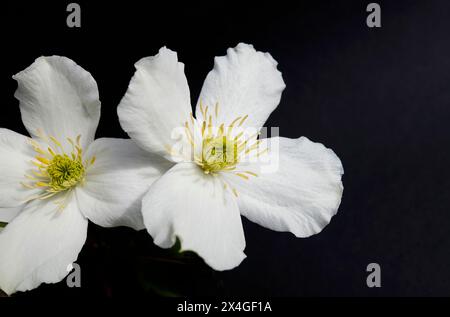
[238,115,249,127]
[36,156,50,165]
[48,147,56,156]
[49,136,62,149]
[235,173,249,180]
[215,102,219,118]
[243,171,258,177]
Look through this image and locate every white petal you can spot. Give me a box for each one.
[0,207,23,223]
[117,47,191,159]
[0,194,87,295]
[195,43,285,129]
[13,56,100,149]
[142,163,246,271]
[0,129,37,208]
[76,138,173,230]
[225,137,344,237]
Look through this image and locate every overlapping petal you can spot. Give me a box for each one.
[76,138,173,230]
[0,128,37,208]
[117,47,191,160]
[0,207,23,224]
[0,194,87,295]
[225,137,343,237]
[142,163,246,270]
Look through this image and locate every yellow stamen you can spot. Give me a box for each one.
[22,134,96,208]
[243,171,258,177]
[166,102,262,197]
[235,173,249,180]
[35,156,50,165]
[238,115,248,127]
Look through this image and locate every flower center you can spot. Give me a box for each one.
[166,102,270,196]
[201,136,238,174]
[46,154,85,192]
[22,133,96,207]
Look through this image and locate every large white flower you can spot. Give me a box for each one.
[0,56,170,295]
[118,43,344,271]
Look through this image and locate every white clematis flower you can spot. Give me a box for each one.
[0,56,170,295]
[118,43,344,271]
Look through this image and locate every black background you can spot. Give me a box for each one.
[2,0,450,297]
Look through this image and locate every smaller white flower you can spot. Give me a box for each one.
[118,43,344,271]
[0,56,170,295]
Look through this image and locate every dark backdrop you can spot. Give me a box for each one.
[2,0,450,297]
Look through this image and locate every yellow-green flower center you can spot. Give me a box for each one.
[46,154,85,192]
[201,136,238,174]
[22,133,96,207]
[167,102,269,197]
